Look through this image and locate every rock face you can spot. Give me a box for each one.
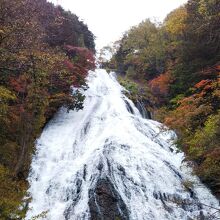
[89,178,129,220]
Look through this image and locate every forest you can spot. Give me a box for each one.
[105,0,220,199]
[0,0,95,218]
[0,0,220,218]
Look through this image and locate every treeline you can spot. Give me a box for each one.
[107,0,220,197]
[0,0,95,218]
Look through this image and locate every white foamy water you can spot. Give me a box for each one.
[26,69,219,220]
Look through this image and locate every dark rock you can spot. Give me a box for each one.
[153,192,158,200]
[89,178,129,220]
[83,165,87,180]
[124,100,135,115]
[76,179,82,194]
[97,163,103,171]
[117,165,126,176]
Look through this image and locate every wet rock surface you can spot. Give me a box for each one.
[89,178,129,220]
[135,100,151,119]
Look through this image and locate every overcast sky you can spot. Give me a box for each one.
[49,0,188,50]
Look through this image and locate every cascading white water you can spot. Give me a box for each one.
[26,69,219,220]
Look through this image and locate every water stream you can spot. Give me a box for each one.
[26,69,219,220]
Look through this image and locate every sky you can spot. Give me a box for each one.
[49,0,188,50]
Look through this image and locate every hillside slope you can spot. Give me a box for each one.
[107,0,220,198]
[0,0,95,218]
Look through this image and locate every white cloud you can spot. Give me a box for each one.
[49,0,188,50]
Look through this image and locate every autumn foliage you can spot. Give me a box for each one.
[149,72,172,104]
[109,0,220,198]
[0,0,95,218]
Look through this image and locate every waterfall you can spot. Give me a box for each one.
[26,69,219,220]
[136,100,151,119]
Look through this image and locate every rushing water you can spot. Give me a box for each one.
[26,69,219,220]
